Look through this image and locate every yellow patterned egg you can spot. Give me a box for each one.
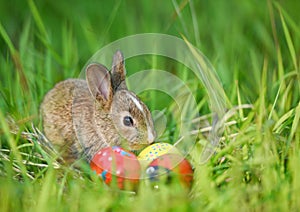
[138,143,181,168]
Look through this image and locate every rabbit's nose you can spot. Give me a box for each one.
[148,131,155,145]
[148,140,155,145]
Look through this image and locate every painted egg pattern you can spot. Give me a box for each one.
[145,153,194,188]
[138,143,181,163]
[90,146,141,190]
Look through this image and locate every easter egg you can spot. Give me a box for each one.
[145,153,193,188]
[90,146,141,190]
[138,143,181,168]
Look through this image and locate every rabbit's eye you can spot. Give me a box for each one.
[123,116,134,127]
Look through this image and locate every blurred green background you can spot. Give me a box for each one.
[1,0,300,103]
[1,0,299,118]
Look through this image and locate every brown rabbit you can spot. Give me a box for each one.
[40,51,156,162]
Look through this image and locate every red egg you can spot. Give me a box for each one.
[90,146,141,190]
[145,153,193,188]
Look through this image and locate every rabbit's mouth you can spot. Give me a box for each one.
[128,143,149,152]
[130,149,142,155]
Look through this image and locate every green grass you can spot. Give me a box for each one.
[1,0,300,211]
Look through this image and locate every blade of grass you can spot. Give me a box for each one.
[268,81,282,120]
[61,23,78,73]
[0,22,29,91]
[280,79,293,111]
[0,110,29,182]
[165,0,189,32]
[289,101,300,142]
[100,0,122,46]
[35,168,55,211]
[273,108,294,133]
[27,0,63,65]
[172,0,189,36]
[257,58,268,129]
[27,0,48,39]
[278,10,298,72]
[268,0,286,90]
[236,80,244,119]
[274,2,300,38]
[189,0,200,47]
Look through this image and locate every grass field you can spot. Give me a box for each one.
[0,0,300,211]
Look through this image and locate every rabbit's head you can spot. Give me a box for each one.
[86,51,156,151]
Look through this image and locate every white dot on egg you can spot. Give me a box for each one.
[108,156,112,161]
[146,167,155,174]
[103,152,107,156]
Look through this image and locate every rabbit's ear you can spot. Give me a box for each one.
[86,63,113,106]
[111,50,128,91]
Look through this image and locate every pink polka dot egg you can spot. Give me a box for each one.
[90,146,141,190]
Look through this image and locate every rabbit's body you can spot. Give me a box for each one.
[40,51,156,162]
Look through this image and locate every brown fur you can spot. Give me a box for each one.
[40,51,156,162]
